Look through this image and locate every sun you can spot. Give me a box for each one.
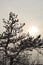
[28,26,38,36]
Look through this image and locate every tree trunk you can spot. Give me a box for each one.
[10,57,13,65]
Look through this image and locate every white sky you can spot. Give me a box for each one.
[0,0,43,37]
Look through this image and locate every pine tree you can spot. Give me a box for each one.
[0,12,25,65]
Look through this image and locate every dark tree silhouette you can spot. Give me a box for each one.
[0,12,25,65]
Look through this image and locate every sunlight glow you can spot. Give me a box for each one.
[28,26,38,36]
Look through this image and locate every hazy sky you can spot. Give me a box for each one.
[0,0,43,37]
